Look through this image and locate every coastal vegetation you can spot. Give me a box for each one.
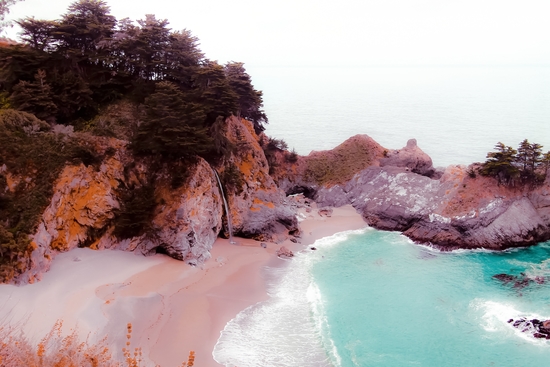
[0,0,268,280]
[480,140,550,186]
[0,321,195,366]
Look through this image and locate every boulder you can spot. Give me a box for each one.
[380,138,435,177]
[276,246,294,258]
[318,207,333,217]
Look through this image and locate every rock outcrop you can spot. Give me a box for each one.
[379,138,437,177]
[97,158,223,265]
[275,135,550,251]
[10,118,550,283]
[23,139,129,283]
[217,116,298,241]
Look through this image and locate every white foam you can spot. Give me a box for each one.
[472,299,550,345]
[213,251,339,366]
[311,227,372,250]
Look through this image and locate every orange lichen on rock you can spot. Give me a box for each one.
[440,165,517,218]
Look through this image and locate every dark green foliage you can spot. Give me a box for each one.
[266,137,288,151]
[220,164,244,195]
[480,142,518,185]
[516,139,543,183]
[10,69,57,123]
[1,0,268,156]
[54,0,116,62]
[16,17,56,51]
[209,116,235,161]
[0,225,32,282]
[195,60,239,124]
[262,137,288,175]
[133,81,213,161]
[285,148,299,163]
[543,151,550,176]
[224,62,268,133]
[481,140,548,186]
[112,183,156,239]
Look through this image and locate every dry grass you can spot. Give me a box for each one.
[0,321,194,367]
[304,134,384,186]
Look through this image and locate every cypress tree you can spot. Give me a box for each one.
[480,142,518,185]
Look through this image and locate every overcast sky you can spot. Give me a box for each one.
[4,0,550,67]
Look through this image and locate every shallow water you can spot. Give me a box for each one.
[214,230,550,367]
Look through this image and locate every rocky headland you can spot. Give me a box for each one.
[271,134,550,252]
[3,116,550,284]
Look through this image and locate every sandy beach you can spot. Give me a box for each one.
[0,204,367,366]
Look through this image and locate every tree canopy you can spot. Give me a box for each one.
[0,0,268,131]
[480,140,549,185]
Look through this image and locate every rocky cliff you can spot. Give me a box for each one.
[13,117,297,284]
[216,117,298,241]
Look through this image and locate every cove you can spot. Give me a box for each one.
[214,228,550,366]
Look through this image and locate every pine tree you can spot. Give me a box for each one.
[516,139,543,183]
[542,151,550,177]
[53,0,116,63]
[10,69,57,122]
[195,60,238,124]
[16,18,56,52]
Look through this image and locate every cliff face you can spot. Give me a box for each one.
[217,116,298,241]
[14,117,296,284]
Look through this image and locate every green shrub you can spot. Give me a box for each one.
[112,183,157,240]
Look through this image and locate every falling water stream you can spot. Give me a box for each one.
[213,169,235,244]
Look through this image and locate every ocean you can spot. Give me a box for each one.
[255,66,550,168]
[212,66,550,366]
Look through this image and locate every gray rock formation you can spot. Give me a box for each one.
[379,139,436,177]
[98,158,223,264]
[314,161,550,250]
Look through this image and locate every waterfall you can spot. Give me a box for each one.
[212,169,236,244]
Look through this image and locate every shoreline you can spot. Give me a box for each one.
[0,204,367,366]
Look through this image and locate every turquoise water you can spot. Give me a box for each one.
[314,230,550,367]
[213,229,550,366]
